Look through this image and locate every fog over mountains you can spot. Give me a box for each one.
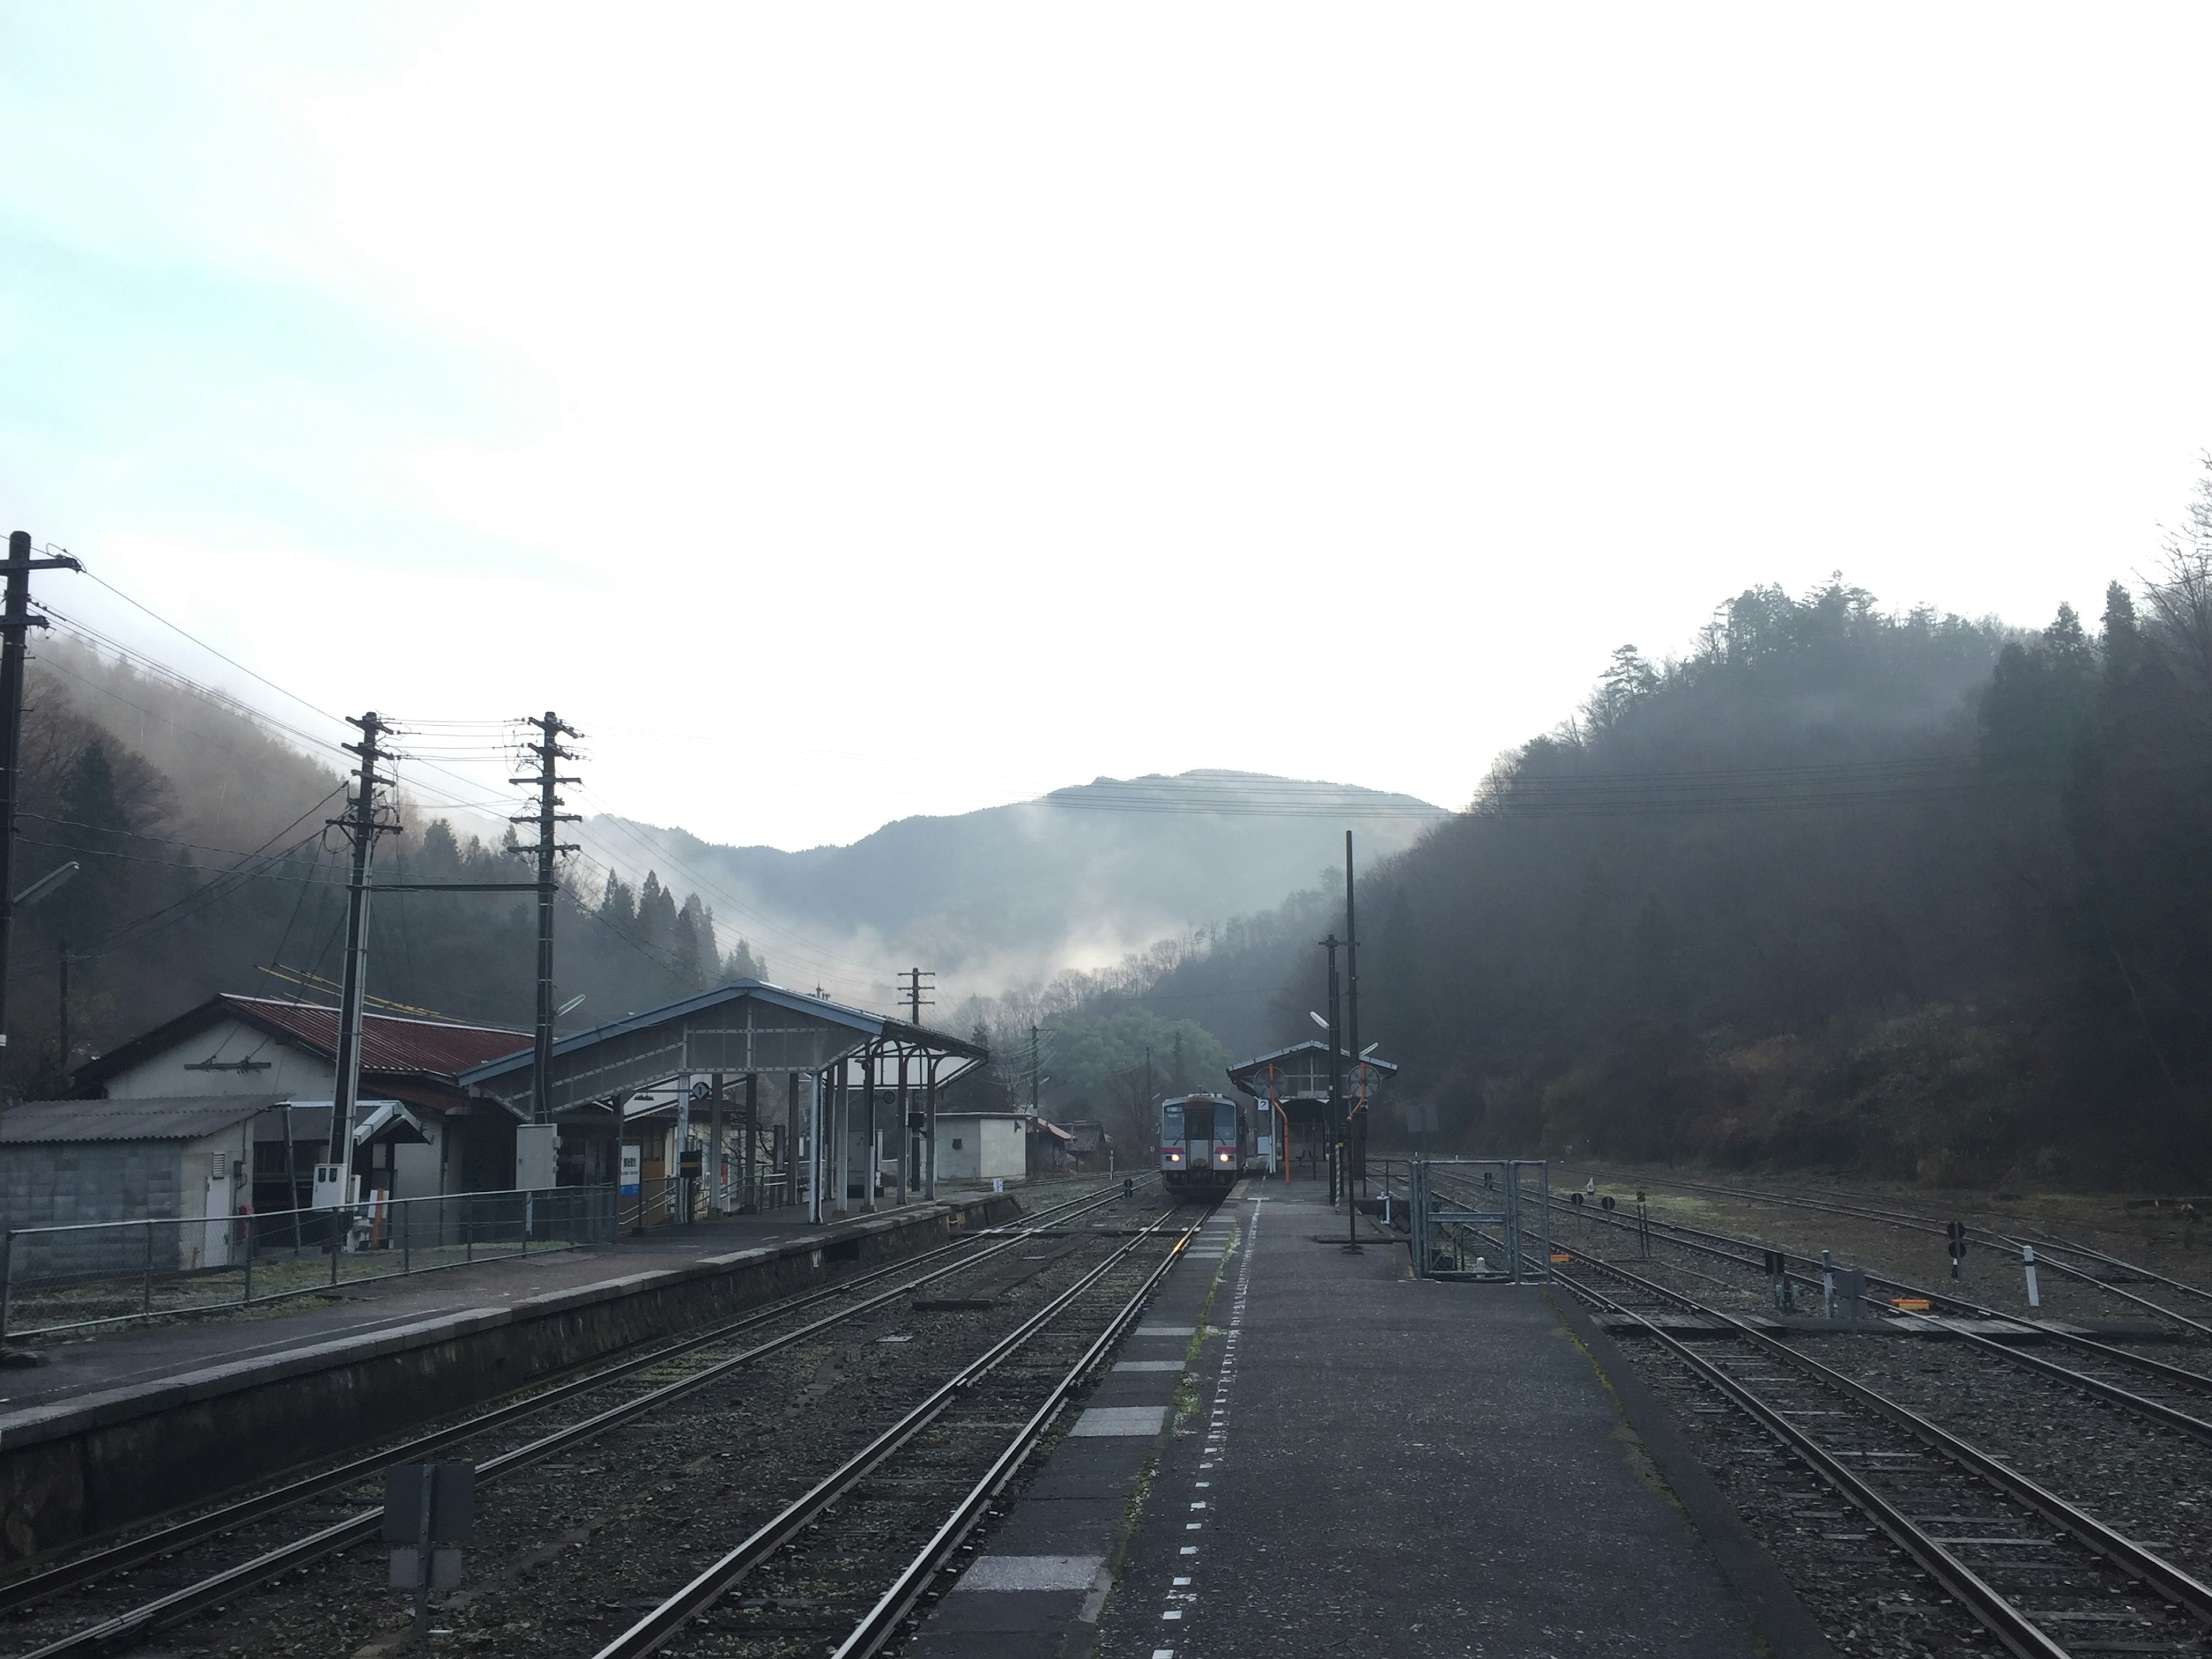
[581,771,1447,999]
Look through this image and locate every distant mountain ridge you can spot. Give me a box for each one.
[580,770,1447,998]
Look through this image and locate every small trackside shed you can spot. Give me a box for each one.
[931,1112,1028,1183]
[0,1096,278,1271]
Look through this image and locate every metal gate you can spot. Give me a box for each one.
[1409,1158,1552,1282]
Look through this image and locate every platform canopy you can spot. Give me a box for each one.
[1226,1040,1397,1109]
[456,980,988,1117]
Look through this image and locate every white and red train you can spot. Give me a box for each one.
[1157,1092,1263,1196]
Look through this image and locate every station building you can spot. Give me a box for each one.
[65,993,535,1207]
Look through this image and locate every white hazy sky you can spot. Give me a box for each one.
[4,5,2210,853]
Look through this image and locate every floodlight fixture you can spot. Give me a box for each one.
[12,861,77,909]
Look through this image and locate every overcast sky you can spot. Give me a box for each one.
[4,6,2210,854]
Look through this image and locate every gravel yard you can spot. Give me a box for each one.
[1544,1172,2212,1657]
[2,1187,1200,1659]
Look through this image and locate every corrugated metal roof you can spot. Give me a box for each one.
[0,1096,287,1145]
[1225,1040,1399,1100]
[457,979,985,1087]
[219,997,531,1077]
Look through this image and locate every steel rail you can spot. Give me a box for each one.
[2022,1230,2212,1312]
[1589,1169,2212,1339]
[13,1181,1153,1658]
[1540,1184,2212,1402]
[1558,1273,2070,1659]
[830,1205,1203,1657]
[0,1178,1143,1617]
[1598,1171,2212,1313]
[1548,1194,2212,1442]
[1553,1245,2212,1637]
[590,1206,1204,1659]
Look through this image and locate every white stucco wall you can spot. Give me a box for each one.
[933,1115,1027,1183]
[101,1018,338,1100]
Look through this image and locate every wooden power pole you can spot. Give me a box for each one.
[326,713,398,1193]
[0,531,79,1060]
[513,713,579,1124]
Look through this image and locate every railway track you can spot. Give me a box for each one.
[1590,1170,2212,1339]
[1551,1245,2212,1659]
[1528,1187,2212,1444]
[1,1176,1157,1659]
[593,1203,1205,1658]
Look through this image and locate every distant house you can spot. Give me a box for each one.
[1025,1115,1074,1174]
[71,995,533,1207]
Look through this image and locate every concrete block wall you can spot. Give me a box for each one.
[0,1145,185,1272]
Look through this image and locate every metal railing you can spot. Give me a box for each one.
[619,1169,803,1233]
[1406,1158,1553,1282]
[0,1184,619,1342]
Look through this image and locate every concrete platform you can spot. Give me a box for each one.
[0,1194,1020,1563]
[2,1205,888,1414]
[918,1181,1824,1659]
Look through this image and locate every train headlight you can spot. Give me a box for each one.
[1217,1150,1232,1162]
[1167,1151,1182,1163]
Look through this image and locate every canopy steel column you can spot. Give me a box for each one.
[862,1045,880,1213]
[895,1045,910,1205]
[923,1055,940,1202]
[708,1073,724,1214]
[743,1072,758,1211]
[831,1066,844,1221]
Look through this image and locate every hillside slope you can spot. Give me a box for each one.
[582,771,1446,995]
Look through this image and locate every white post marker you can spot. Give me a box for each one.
[2022,1243,2041,1309]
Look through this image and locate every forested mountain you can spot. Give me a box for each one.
[582,772,1444,997]
[1084,537,2212,1185]
[2,638,765,1096]
[2,644,1433,1106]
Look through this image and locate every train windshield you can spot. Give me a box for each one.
[1213,1103,1238,1139]
[1161,1104,1184,1142]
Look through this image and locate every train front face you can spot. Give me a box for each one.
[1160,1094,1241,1195]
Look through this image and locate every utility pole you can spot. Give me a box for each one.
[1029,1023,1040,1113]
[0,531,80,1059]
[1344,830,1362,1250]
[513,713,580,1124]
[56,941,67,1079]
[901,965,934,1026]
[1321,933,1343,1209]
[326,713,399,1198]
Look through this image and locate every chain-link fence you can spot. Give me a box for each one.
[0,1183,619,1342]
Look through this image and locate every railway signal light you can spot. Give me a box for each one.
[1946,1219,1968,1280]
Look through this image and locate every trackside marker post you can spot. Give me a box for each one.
[2023,1243,2041,1308]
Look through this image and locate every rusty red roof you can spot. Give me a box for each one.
[219,996,531,1077]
